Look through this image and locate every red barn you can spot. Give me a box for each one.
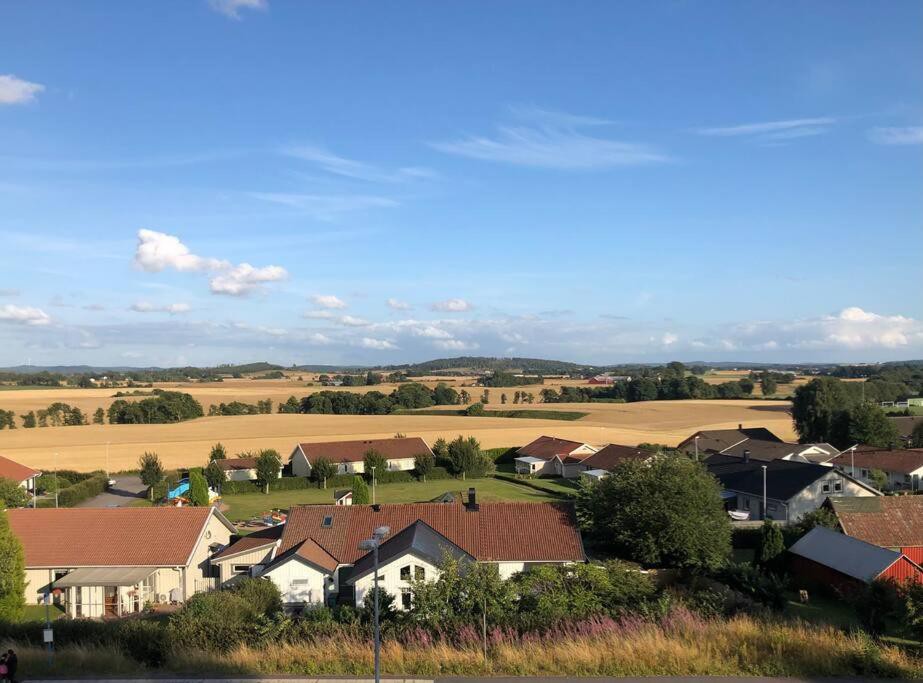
[789,526,923,594]
[827,496,923,564]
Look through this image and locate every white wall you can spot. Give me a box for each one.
[224,468,257,482]
[352,552,441,610]
[213,546,276,585]
[262,558,331,606]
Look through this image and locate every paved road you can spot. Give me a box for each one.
[75,474,146,507]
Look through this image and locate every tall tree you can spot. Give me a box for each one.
[204,460,225,491]
[255,449,282,494]
[414,451,435,481]
[754,519,784,566]
[92,407,106,424]
[138,451,165,501]
[363,449,388,480]
[311,457,336,488]
[576,457,731,570]
[760,373,778,397]
[0,510,26,621]
[188,469,210,506]
[20,411,36,428]
[846,402,900,448]
[209,443,227,462]
[791,377,853,446]
[351,475,370,504]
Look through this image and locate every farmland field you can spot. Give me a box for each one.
[0,399,795,473]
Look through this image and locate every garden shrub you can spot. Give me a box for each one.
[231,577,282,615]
[166,590,256,652]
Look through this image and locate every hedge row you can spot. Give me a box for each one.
[484,446,520,464]
[493,473,576,498]
[37,472,109,507]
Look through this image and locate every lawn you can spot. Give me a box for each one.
[221,476,565,521]
[20,603,66,622]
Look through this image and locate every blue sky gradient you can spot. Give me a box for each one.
[1,0,921,366]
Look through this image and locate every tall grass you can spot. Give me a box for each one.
[6,611,922,677]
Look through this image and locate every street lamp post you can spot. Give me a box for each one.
[54,451,59,508]
[370,465,377,505]
[359,525,390,683]
[106,441,111,478]
[761,465,767,520]
[694,435,700,462]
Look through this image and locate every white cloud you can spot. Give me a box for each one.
[0,74,44,105]
[283,145,435,183]
[434,339,479,351]
[432,107,668,169]
[431,298,473,312]
[662,332,678,346]
[338,315,371,327]
[0,304,50,326]
[868,126,923,146]
[358,337,398,350]
[134,229,287,296]
[387,298,412,311]
[696,117,835,138]
[207,0,266,19]
[412,325,453,339]
[306,332,333,345]
[130,302,191,314]
[310,294,347,309]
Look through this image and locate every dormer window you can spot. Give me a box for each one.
[322,516,333,528]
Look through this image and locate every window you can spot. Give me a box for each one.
[400,565,411,581]
[414,566,425,581]
[401,588,412,610]
[231,564,251,575]
[833,480,843,492]
[821,482,831,494]
[322,516,333,528]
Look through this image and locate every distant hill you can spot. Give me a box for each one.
[376,356,593,375]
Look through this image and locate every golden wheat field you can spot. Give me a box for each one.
[0,399,795,473]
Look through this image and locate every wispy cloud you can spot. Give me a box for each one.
[310,294,347,309]
[0,74,44,105]
[431,298,473,312]
[283,145,435,183]
[387,298,412,311]
[431,106,668,169]
[696,117,835,141]
[248,192,398,220]
[134,229,287,296]
[208,0,267,20]
[130,302,191,314]
[868,126,923,145]
[0,304,50,326]
[357,337,398,350]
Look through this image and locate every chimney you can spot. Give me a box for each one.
[743,449,751,464]
[371,504,381,512]
[738,423,743,430]
[466,487,479,511]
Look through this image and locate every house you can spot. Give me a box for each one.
[575,443,654,479]
[213,457,283,482]
[290,437,433,477]
[221,490,586,610]
[706,440,840,465]
[514,435,598,478]
[826,495,923,564]
[334,489,353,505]
[7,507,235,618]
[890,416,923,447]
[788,526,923,594]
[707,458,878,522]
[677,426,783,458]
[0,454,42,493]
[210,525,283,584]
[830,448,923,492]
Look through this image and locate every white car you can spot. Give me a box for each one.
[106,478,117,489]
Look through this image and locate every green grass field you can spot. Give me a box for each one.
[221,476,566,521]
[882,406,923,416]
[19,603,66,622]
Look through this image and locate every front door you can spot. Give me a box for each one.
[104,587,118,616]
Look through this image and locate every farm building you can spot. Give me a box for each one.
[7,507,235,617]
[514,435,598,478]
[788,526,923,594]
[706,458,878,522]
[219,490,586,610]
[0,454,41,493]
[290,437,433,477]
[831,448,923,492]
[826,495,923,564]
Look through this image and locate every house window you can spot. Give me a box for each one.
[861,469,869,478]
[400,565,411,581]
[821,482,831,494]
[322,516,333,528]
[231,564,251,575]
[414,566,425,581]
[833,480,843,492]
[401,588,412,610]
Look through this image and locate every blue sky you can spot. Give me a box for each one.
[1,0,921,367]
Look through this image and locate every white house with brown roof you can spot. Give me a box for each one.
[0,454,42,492]
[514,435,598,478]
[831,448,923,492]
[219,489,586,610]
[290,437,433,477]
[7,507,235,618]
[213,456,282,482]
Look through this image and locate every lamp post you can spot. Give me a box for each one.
[694,435,700,462]
[54,451,59,509]
[359,525,390,683]
[106,441,111,478]
[761,465,767,520]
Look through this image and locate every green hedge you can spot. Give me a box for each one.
[37,472,109,507]
[373,470,415,484]
[423,466,452,481]
[492,473,575,498]
[484,446,520,464]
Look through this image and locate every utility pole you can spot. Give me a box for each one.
[359,526,390,683]
[694,435,700,462]
[106,441,111,478]
[54,451,59,508]
[371,465,376,505]
[761,465,767,520]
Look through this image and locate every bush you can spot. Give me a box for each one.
[423,466,452,481]
[166,591,256,652]
[55,473,108,507]
[113,618,168,667]
[714,563,788,610]
[373,470,415,484]
[484,446,520,464]
[231,577,283,615]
